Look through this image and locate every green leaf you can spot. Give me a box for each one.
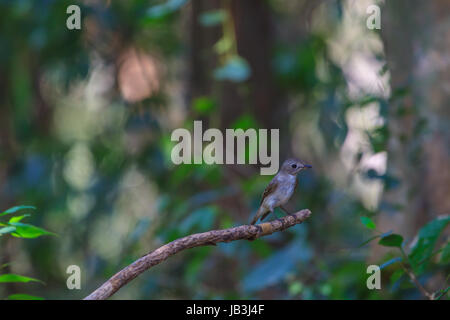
[179,207,218,233]
[0,206,36,217]
[409,215,450,274]
[231,114,259,131]
[213,37,232,55]
[288,281,303,296]
[193,96,216,114]
[214,56,251,82]
[9,214,30,223]
[7,294,44,300]
[360,216,376,230]
[249,240,273,258]
[146,0,188,19]
[440,242,450,264]
[380,257,402,270]
[378,234,403,247]
[0,274,43,284]
[9,222,56,239]
[199,9,227,27]
[390,269,404,286]
[0,226,16,235]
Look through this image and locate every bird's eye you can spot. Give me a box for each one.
[291,164,297,168]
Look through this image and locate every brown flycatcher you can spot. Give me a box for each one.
[250,158,312,225]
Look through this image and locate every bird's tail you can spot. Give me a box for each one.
[250,206,268,225]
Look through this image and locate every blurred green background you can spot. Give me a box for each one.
[0,0,449,300]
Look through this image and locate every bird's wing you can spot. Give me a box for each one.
[295,178,298,192]
[260,179,278,205]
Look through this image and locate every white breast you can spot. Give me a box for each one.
[263,174,297,210]
[277,176,296,202]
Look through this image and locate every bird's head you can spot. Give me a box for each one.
[280,158,312,175]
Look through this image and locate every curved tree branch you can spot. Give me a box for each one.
[84,209,312,300]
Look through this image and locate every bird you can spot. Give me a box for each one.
[250,158,312,225]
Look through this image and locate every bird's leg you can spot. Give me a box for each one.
[280,205,292,215]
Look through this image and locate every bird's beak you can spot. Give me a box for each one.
[304,164,312,169]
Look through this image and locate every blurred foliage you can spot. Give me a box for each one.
[0,206,54,300]
[0,0,448,300]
